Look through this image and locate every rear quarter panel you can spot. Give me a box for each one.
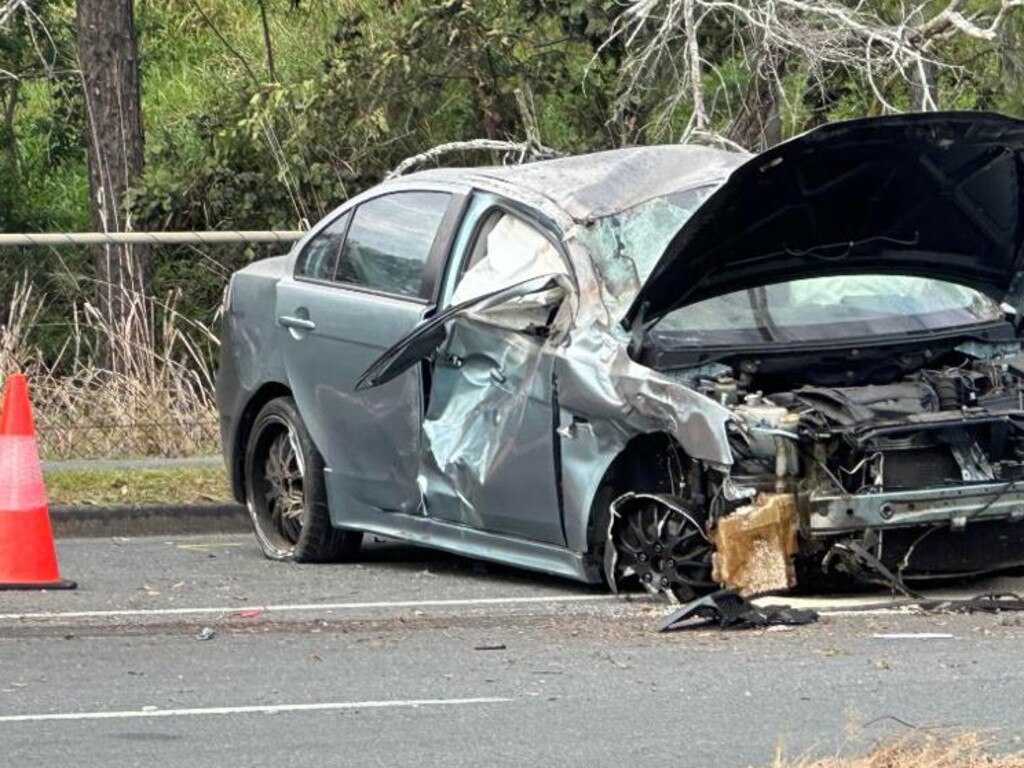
[216,254,293,498]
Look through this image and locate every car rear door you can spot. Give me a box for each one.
[275,187,464,520]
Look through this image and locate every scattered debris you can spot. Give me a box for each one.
[917,592,1024,615]
[823,539,918,598]
[473,643,507,651]
[658,589,1024,634]
[820,592,1024,617]
[657,588,818,631]
[195,626,216,641]
[234,609,263,619]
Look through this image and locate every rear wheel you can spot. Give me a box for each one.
[243,396,362,562]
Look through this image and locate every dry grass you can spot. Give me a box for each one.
[0,275,221,459]
[778,733,1024,768]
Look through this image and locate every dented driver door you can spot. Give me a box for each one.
[418,317,564,543]
[416,203,572,545]
[356,197,572,546]
[355,274,568,544]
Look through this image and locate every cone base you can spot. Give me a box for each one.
[0,578,76,591]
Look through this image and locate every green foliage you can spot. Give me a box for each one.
[0,2,83,232]
[3,0,1024,368]
[130,0,625,232]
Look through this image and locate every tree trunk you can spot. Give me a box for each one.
[76,0,148,373]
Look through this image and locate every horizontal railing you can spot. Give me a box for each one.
[0,231,305,247]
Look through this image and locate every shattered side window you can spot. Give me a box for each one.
[452,213,565,303]
[586,186,715,319]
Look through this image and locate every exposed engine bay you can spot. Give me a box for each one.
[674,343,1024,596]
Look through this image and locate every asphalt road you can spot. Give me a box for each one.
[2,534,1024,767]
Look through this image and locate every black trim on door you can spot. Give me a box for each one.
[420,192,470,304]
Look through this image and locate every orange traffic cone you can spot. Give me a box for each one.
[0,374,75,590]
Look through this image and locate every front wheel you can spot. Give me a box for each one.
[243,396,362,562]
[600,492,716,602]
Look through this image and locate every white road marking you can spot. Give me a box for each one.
[817,608,911,617]
[0,594,616,622]
[5,586,1012,624]
[0,697,512,724]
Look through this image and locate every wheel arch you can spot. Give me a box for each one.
[583,431,686,560]
[230,381,293,503]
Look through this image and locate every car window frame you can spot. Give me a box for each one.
[293,210,353,283]
[292,185,468,305]
[439,192,576,315]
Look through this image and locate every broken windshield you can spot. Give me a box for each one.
[653,275,1004,346]
[585,186,717,320]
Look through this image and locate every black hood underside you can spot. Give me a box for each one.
[626,112,1024,329]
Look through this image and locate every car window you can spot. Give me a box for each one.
[450,211,567,330]
[335,191,451,298]
[295,211,350,280]
[655,275,1004,345]
[452,212,566,304]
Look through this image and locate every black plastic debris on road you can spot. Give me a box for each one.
[656,589,819,632]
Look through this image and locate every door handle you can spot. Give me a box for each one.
[278,315,316,331]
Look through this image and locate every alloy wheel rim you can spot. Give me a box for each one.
[261,425,305,546]
[615,498,715,600]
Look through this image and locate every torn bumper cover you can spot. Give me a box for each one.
[709,483,1024,593]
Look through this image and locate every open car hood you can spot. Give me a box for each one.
[624,112,1024,330]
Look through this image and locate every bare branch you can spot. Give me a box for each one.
[386,139,562,180]
[607,0,1024,149]
[0,0,27,30]
[917,0,1024,41]
[683,0,707,132]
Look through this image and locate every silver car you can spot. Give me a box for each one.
[217,112,1024,599]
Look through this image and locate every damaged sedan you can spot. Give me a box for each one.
[217,111,1024,599]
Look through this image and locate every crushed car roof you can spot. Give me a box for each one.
[405,145,749,220]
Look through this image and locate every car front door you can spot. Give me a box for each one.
[276,188,462,520]
[359,195,572,545]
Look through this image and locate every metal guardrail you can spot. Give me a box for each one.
[0,231,306,247]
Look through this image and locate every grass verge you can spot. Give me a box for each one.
[44,466,232,507]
